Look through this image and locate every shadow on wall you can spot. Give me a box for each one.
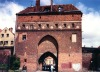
[89,53,100,71]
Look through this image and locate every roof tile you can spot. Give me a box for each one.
[18,4,79,14]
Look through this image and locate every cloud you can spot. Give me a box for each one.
[76,2,100,47]
[0,1,24,32]
[40,0,55,5]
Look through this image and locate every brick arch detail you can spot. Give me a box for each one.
[37,35,58,71]
[38,35,58,51]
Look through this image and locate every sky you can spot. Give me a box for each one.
[0,0,100,47]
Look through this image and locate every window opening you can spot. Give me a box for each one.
[38,24,41,28]
[55,24,58,28]
[72,33,77,42]
[1,34,4,37]
[7,34,9,37]
[24,59,27,62]
[64,24,66,27]
[22,24,25,28]
[4,41,8,45]
[11,41,13,45]
[72,23,75,28]
[22,35,26,40]
[44,7,50,12]
[58,6,63,12]
[47,24,49,28]
[0,41,3,45]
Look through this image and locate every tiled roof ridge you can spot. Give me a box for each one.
[18,4,79,14]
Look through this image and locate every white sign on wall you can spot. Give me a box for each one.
[72,63,81,71]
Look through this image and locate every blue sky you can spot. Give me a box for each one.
[0,0,100,10]
[0,0,100,47]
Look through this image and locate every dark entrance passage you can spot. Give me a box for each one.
[38,51,58,71]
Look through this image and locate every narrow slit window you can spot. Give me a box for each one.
[72,23,75,28]
[64,24,66,27]
[24,59,27,62]
[38,24,41,28]
[47,24,49,28]
[55,24,58,28]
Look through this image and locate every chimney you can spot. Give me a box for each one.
[51,0,53,12]
[9,27,13,32]
[36,0,40,11]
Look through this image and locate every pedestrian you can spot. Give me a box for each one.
[22,65,27,72]
[50,65,54,72]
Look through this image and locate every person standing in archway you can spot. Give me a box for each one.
[51,65,54,72]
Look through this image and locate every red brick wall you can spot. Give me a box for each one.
[15,13,82,71]
[82,53,92,69]
[16,14,82,22]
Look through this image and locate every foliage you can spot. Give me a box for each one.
[9,55,20,70]
[0,64,7,69]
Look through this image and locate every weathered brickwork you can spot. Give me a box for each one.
[15,0,82,71]
[82,53,92,69]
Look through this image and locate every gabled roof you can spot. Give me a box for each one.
[0,27,14,35]
[17,4,82,15]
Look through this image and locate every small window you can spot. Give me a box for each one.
[7,34,9,37]
[24,59,27,62]
[47,24,49,28]
[64,24,66,27]
[11,41,13,45]
[55,24,58,28]
[44,7,50,12]
[22,35,26,40]
[58,6,63,12]
[38,24,41,28]
[4,41,8,45]
[0,41,3,45]
[72,23,75,28]
[72,33,77,42]
[22,24,25,28]
[1,34,4,37]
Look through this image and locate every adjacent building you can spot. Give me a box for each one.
[0,27,14,55]
[0,27,14,47]
[15,0,82,72]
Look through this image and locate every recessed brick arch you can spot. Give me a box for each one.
[38,35,58,51]
[38,35,58,57]
[38,35,58,71]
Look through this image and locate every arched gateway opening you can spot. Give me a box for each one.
[38,35,58,71]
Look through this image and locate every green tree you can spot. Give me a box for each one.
[9,55,20,70]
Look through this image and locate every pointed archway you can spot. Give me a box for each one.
[38,35,58,71]
[38,51,57,71]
